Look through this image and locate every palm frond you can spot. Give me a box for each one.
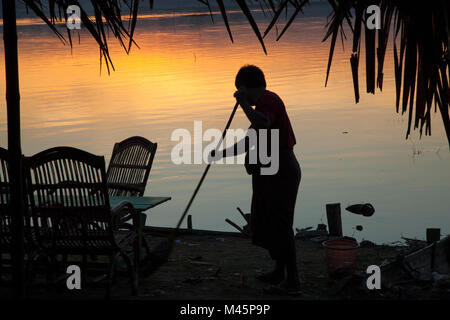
[23,0,140,74]
[259,1,449,146]
[215,0,234,42]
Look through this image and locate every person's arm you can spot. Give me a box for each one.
[220,133,253,158]
[209,131,256,161]
[235,88,271,129]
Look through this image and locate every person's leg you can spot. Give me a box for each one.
[265,152,302,293]
[284,155,301,287]
[263,235,301,294]
[266,229,299,288]
[252,174,285,284]
[256,256,285,284]
[284,232,300,287]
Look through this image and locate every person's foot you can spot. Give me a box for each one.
[255,270,285,285]
[263,279,302,296]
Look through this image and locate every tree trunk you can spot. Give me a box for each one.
[2,0,25,299]
[438,102,450,149]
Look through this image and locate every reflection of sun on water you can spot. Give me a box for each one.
[0,11,449,243]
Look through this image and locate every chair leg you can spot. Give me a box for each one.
[25,252,34,299]
[0,252,9,283]
[106,252,121,300]
[109,254,118,285]
[82,254,88,290]
[0,253,3,283]
[120,251,138,296]
[25,250,44,299]
[45,253,58,292]
[143,235,151,257]
[134,236,140,287]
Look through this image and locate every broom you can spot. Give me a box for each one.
[141,102,239,276]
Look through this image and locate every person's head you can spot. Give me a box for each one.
[235,65,266,105]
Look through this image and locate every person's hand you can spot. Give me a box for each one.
[234,86,249,106]
[208,149,222,163]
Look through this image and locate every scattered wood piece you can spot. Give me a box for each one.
[225,218,248,236]
[236,207,250,223]
[296,227,313,233]
[401,236,427,249]
[295,229,328,239]
[187,259,215,266]
[187,215,193,231]
[326,203,343,237]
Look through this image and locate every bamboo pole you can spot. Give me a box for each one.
[174,102,239,233]
[437,94,450,149]
[2,0,25,298]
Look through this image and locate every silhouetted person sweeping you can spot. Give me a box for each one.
[211,65,302,295]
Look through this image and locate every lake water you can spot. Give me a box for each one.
[0,3,449,243]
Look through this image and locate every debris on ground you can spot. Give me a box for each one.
[296,224,328,239]
[334,236,450,299]
[5,230,448,300]
[401,236,428,250]
[360,240,376,248]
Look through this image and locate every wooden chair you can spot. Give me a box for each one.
[107,136,157,197]
[106,137,157,255]
[24,146,139,298]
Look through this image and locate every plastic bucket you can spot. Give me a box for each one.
[322,239,359,279]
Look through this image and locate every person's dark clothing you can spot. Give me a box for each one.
[250,149,301,260]
[247,90,301,261]
[249,90,296,149]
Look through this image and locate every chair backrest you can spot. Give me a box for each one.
[0,147,11,248]
[24,147,113,247]
[106,136,157,197]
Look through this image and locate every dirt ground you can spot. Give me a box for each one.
[135,234,398,300]
[0,233,405,300]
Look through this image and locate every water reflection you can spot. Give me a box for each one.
[0,6,449,243]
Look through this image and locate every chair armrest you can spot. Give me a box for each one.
[111,200,139,231]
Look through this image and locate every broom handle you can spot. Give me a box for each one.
[173,102,240,234]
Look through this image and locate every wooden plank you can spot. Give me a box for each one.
[187,215,192,231]
[426,228,441,244]
[326,203,343,237]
